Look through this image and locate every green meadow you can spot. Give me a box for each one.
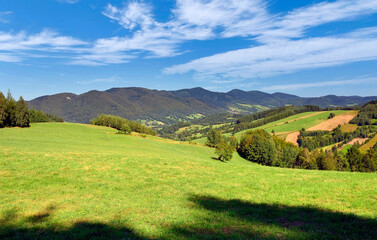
[0,123,376,239]
[235,110,347,138]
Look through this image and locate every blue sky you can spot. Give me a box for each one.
[1,0,377,100]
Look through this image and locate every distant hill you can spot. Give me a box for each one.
[28,87,377,123]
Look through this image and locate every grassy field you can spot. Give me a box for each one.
[0,123,376,239]
[234,110,347,138]
[341,124,358,133]
[360,134,377,153]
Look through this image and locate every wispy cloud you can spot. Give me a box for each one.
[72,0,269,65]
[56,0,80,4]
[0,29,87,63]
[261,77,377,91]
[165,0,377,80]
[164,28,377,79]
[76,76,119,85]
[0,11,12,23]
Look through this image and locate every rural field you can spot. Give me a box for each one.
[1,123,376,239]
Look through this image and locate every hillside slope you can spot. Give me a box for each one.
[0,123,376,239]
[28,87,377,123]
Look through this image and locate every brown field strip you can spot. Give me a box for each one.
[285,131,300,146]
[307,110,358,131]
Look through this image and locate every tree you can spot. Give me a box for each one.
[15,96,30,127]
[328,113,336,119]
[360,149,377,172]
[215,142,233,161]
[5,90,17,127]
[0,92,6,128]
[206,128,223,147]
[238,130,276,166]
[228,136,238,150]
[297,148,317,169]
[346,145,363,172]
[118,123,132,134]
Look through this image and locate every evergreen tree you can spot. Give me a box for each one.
[5,90,17,127]
[0,92,6,128]
[346,145,363,172]
[15,96,30,127]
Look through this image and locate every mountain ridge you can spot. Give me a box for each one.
[28,87,377,124]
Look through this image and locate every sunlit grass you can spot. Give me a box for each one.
[0,123,376,239]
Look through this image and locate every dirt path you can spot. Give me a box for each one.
[307,111,358,131]
[286,131,300,146]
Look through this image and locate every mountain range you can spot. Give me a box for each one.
[28,87,377,124]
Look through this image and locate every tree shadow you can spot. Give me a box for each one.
[170,195,377,240]
[0,206,147,240]
[2,198,376,240]
[211,157,227,162]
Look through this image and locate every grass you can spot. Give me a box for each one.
[235,111,347,138]
[359,134,377,153]
[0,123,376,239]
[341,124,358,133]
[339,144,353,154]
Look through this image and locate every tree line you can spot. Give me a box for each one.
[237,129,377,172]
[0,91,30,128]
[90,114,157,135]
[298,125,377,151]
[0,91,64,128]
[350,100,377,126]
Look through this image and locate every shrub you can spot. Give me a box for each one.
[238,130,276,166]
[215,142,233,161]
[206,128,223,147]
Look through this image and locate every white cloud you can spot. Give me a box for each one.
[261,77,377,91]
[165,29,377,79]
[82,0,269,63]
[0,30,87,62]
[165,0,377,80]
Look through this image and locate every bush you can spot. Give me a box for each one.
[328,112,335,119]
[90,114,156,135]
[215,142,233,161]
[238,130,276,166]
[206,128,223,147]
[118,123,132,134]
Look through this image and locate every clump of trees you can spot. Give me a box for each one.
[298,125,376,151]
[350,100,377,126]
[90,114,156,135]
[29,109,64,123]
[206,128,233,161]
[0,91,64,128]
[0,91,30,128]
[237,129,377,172]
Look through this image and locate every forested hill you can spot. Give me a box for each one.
[28,87,377,123]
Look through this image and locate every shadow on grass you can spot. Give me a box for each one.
[0,206,146,240]
[170,195,377,239]
[1,197,376,240]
